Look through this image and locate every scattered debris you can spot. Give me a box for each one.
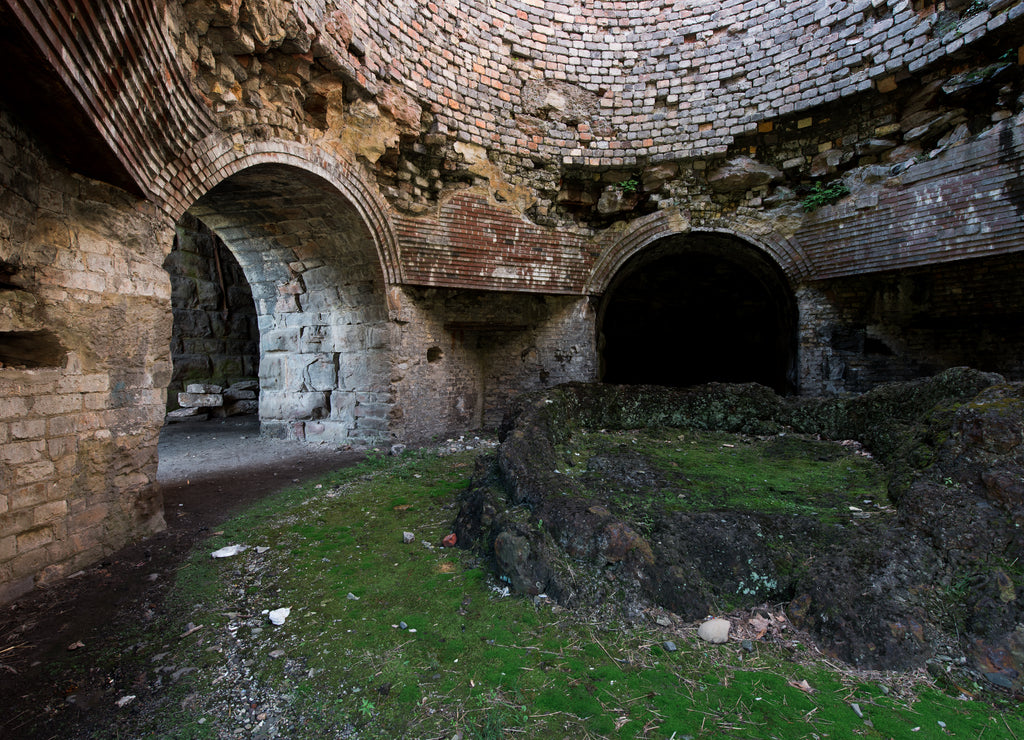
[346,592,360,601]
[179,623,204,638]
[663,640,678,652]
[115,695,136,708]
[210,544,248,558]
[67,641,84,651]
[402,531,415,544]
[441,533,457,547]
[268,608,291,626]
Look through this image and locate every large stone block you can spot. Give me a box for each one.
[178,392,223,407]
[260,390,330,420]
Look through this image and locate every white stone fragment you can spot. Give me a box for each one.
[211,544,248,558]
[268,607,291,625]
[697,618,731,644]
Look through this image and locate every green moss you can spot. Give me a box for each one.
[560,428,888,524]
[32,446,1023,739]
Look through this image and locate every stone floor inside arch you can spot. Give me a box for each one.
[1,0,1024,733]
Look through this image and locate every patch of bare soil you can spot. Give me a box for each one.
[0,416,362,738]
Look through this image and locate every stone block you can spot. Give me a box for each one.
[185,383,224,394]
[178,392,223,408]
[259,390,330,421]
[223,388,256,401]
[33,500,67,524]
[10,419,46,440]
[224,399,258,416]
[165,407,208,423]
[13,460,55,486]
[302,354,339,391]
[16,525,53,553]
[9,483,50,511]
[0,534,15,560]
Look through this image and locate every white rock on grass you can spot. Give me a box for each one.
[697,618,731,644]
[268,607,291,626]
[211,544,248,558]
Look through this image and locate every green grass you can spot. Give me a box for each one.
[559,428,889,524]
[37,446,1023,739]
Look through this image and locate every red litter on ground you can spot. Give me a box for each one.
[441,533,457,547]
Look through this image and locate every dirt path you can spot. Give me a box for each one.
[0,416,363,736]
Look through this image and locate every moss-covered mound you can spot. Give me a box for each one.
[454,368,1024,691]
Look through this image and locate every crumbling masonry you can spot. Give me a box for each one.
[0,0,1023,601]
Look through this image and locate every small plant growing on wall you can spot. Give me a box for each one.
[616,177,641,194]
[801,180,850,211]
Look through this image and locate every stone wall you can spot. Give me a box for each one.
[0,108,169,603]
[390,286,596,436]
[800,252,1024,393]
[165,214,259,407]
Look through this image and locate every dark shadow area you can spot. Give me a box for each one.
[163,215,260,412]
[599,233,797,393]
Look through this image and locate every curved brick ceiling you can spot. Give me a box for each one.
[345,0,1016,165]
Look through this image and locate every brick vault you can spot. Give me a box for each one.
[0,0,1022,599]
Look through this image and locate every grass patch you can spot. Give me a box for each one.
[559,428,889,524]
[37,446,1023,738]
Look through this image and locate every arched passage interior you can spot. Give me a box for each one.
[163,214,260,412]
[180,163,393,445]
[598,233,798,393]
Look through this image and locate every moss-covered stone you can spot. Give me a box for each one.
[456,368,1024,686]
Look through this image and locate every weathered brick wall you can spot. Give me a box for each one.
[800,251,1024,394]
[0,108,169,603]
[165,214,259,406]
[390,287,596,437]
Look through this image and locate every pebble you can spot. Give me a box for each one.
[697,618,731,644]
[269,649,286,659]
[399,621,408,630]
[741,639,754,652]
[211,545,248,558]
[403,532,415,544]
[346,592,360,600]
[268,607,291,625]
[663,640,677,652]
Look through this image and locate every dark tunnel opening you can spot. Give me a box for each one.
[599,234,798,393]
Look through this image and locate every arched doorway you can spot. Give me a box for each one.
[178,163,393,444]
[598,232,798,393]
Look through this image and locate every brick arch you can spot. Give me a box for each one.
[595,225,803,393]
[156,136,402,285]
[586,211,816,295]
[156,138,401,446]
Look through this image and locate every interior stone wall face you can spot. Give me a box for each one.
[390,287,596,438]
[165,214,260,405]
[0,109,170,603]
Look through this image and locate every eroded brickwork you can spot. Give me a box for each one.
[0,109,168,603]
